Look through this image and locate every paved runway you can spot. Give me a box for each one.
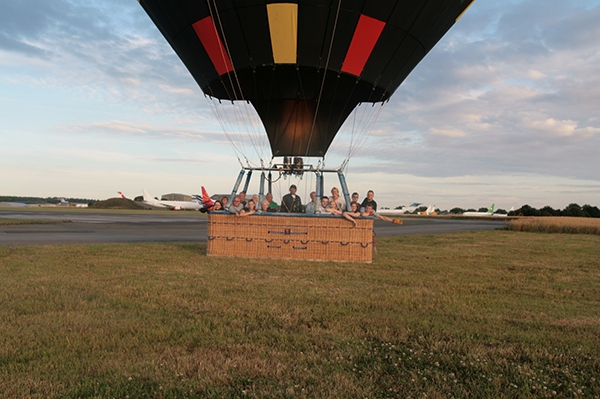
[0,209,506,246]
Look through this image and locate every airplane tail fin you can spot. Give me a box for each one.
[487,204,495,214]
[201,186,215,208]
[142,188,153,202]
[420,204,435,215]
[118,191,126,199]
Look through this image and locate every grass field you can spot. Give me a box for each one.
[507,216,600,235]
[0,218,71,226]
[1,231,599,398]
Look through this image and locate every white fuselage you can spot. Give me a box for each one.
[151,199,202,210]
[377,209,408,216]
[462,212,507,217]
[462,211,493,216]
[142,189,202,210]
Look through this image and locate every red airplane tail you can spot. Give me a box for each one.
[201,186,215,208]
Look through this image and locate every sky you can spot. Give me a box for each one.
[1,0,599,210]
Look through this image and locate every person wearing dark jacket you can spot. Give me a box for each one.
[280,184,303,213]
[360,190,377,212]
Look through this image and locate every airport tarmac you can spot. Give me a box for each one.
[0,210,506,246]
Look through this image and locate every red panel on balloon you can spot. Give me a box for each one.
[192,16,233,76]
[341,15,386,77]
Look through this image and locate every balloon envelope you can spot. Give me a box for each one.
[140,0,474,157]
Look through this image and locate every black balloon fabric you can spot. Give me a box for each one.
[140,0,474,157]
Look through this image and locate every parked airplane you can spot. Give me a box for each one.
[190,186,218,212]
[377,202,422,216]
[420,204,437,215]
[377,203,436,216]
[463,204,495,216]
[200,186,215,209]
[407,202,423,212]
[462,204,511,217]
[58,197,88,208]
[377,209,408,216]
[142,188,203,210]
[117,191,127,199]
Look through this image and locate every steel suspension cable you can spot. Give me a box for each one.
[207,0,271,164]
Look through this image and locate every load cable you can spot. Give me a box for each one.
[207,0,271,165]
[304,0,342,158]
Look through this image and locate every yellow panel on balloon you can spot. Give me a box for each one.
[267,3,298,64]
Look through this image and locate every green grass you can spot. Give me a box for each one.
[0,218,70,225]
[1,231,599,398]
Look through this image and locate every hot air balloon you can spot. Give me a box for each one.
[139,0,476,262]
[139,0,475,158]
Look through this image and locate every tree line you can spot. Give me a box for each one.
[508,203,600,218]
[444,203,600,218]
[0,196,98,205]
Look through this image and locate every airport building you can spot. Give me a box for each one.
[161,193,192,202]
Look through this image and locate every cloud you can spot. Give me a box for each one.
[526,69,546,81]
[425,128,467,139]
[525,118,579,138]
[1,0,599,205]
[59,120,224,141]
[0,33,49,58]
[331,0,600,183]
[159,85,195,96]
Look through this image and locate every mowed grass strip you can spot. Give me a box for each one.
[0,231,599,398]
[0,218,70,226]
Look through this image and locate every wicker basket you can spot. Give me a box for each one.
[207,213,373,263]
